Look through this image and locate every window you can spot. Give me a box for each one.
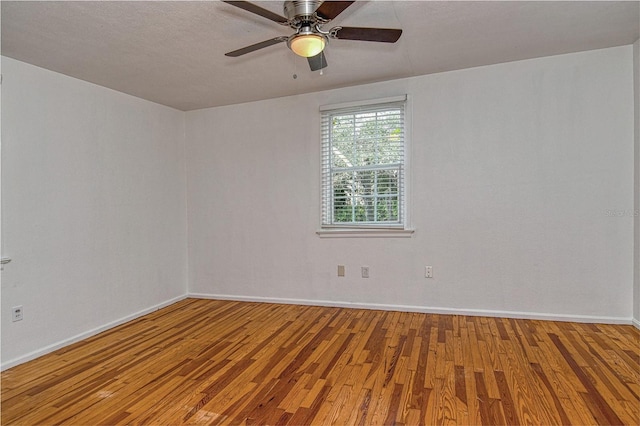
[321,96,407,230]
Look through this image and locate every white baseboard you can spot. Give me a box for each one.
[189,292,633,325]
[4,293,632,371]
[1,294,188,371]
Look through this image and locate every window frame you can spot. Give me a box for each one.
[318,95,413,237]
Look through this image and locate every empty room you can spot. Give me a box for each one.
[1,1,639,424]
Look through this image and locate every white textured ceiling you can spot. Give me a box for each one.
[2,1,638,111]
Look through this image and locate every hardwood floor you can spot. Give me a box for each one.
[2,298,638,425]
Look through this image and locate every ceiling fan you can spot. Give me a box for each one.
[223,0,402,71]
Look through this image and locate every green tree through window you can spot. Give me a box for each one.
[321,98,406,227]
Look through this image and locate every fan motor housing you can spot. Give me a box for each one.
[283,0,321,21]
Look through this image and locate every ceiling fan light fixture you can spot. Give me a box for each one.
[224,0,402,71]
[288,33,325,57]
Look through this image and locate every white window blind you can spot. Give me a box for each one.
[321,97,406,228]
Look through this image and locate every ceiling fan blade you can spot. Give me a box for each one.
[315,1,355,20]
[225,37,288,57]
[222,1,288,24]
[332,26,402,43]
[308,51,328,71]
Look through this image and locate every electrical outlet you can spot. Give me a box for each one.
[12,306,23,322]
[361,266,370,278]
[337,265,345,277]
[425,266,433,278]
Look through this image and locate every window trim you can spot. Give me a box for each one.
[319,95,412,237]
[316,228,415,238]
[319,95,408,112]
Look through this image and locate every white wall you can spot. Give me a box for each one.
[1,44,635,369]
[634,39,640,327]
[1,58,188,367]
[186,46,635,322]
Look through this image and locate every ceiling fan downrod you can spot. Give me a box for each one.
[283,0,322,24]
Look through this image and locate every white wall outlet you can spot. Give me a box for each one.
[361,266,370,278]
[12,306,23,322]
[337,265,345,277]
[425,266,433,278]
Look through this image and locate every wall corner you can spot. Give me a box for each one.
[633,39,640,327]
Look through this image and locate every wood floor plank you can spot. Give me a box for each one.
[532,342,598,425]
[549,333,626,425]
[2,299,638,425]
